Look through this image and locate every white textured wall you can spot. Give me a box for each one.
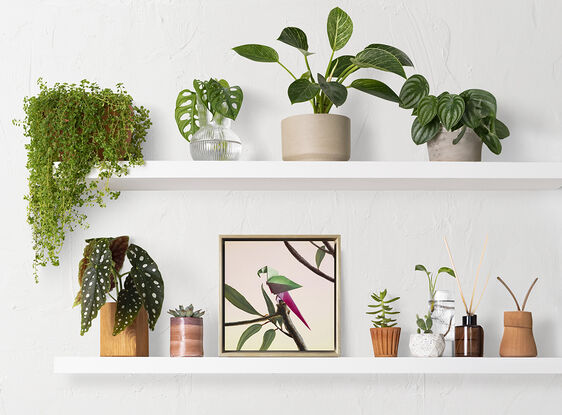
[1,1,562,414]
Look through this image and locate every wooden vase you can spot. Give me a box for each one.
[370,327,401,357]
[500,311,537,357]
[100,302,149,357]
[170,317,204,357]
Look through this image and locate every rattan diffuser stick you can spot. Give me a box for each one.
[469,235,488,314]
[444,237,469,314]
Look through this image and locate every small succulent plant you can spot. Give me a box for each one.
[366,289,400,328]
[168,304,205,319]
[416,312,433,334]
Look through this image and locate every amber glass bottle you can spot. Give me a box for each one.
[454,315,484,357]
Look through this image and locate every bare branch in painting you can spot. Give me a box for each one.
[278,301,306,351]
[225,314,280,327]
[322,240,335,255]
[283,241,335,283]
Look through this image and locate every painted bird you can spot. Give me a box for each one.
[258,266,310,330]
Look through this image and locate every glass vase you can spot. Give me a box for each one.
[428,290,455,356]
[455,314,484,357]
[190,111,241,161]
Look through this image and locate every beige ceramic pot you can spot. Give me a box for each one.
[427,127,482,161]
[281,114,351,161]
[170,317,204,357]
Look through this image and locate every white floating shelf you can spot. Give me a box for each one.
[54,357,562,375]
[86,161,562,191]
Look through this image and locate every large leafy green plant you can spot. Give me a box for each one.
[175,78,243,141]
[398,74,510,153]
[73,236,164,336]
[14,79,151,281]
[233,7,412,114]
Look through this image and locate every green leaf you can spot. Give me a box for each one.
[206,79,243,120]
[453,126,467,144]
[411,117,441,145]
[300,71,311,80]
[287,78,320,104]
[317,74,347,107]
[266,275,302,294]
[365,44,413,66]
[437,93,465,131]
[80,240,113,335]
[233,44,279,63]
[260,329,276,351]
[113,277,142,335]
[351,48,406,78]
[329,55,354,78]
[475,125,502,154]
[175,89,199,142]
[438,267,456,278]
[261,284,276,316]
[236,324,262,350]
[193,80,211,112]
[385,296,400,303]
[417,95,438,126]
[399,74,429,109]
[224,284,261,316]
[315,248,326,268]
[349,79,399,103]
[127,244,164,330]
[73,240,97,307]
[495,119,510,139]
[327,7,353,51]
[277,27,312,56]
[426,316,433,331]
[257,266,280,279]
[415,264,428,273]
[461,89,497,128]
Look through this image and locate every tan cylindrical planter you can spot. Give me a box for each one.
[500,311,537,357]
[170,317,204,357]
[281,114,351,161]
[100,302,149,357]
[427,127,482,161]
[370,327,401,357]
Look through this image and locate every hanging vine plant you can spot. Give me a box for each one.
[14,79,151,281]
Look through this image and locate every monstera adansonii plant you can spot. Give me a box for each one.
[73,236,164,336]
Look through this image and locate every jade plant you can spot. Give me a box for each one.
[168,305,205,318]
[367,289,400,328]
[175,78,243,141]
[415,264,456,301]
[416,312,433,334]
[14,79,151,281]
[398,74,510,153]
[233,7,412,113]
[73,236,164,336]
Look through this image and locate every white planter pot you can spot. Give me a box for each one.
[409,333,445,357]
[281,114,350,161]
[427,127,482,161]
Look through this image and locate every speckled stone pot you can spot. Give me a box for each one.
[409,333,445,357]
[427,127,482,161]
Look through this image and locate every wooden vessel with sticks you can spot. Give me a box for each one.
[497,277,538,357]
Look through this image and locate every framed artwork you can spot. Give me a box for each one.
[219,235,340,356]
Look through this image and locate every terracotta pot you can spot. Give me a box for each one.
[100,302,148,357]
[370,327,401,357]
[409,333,445,357]
[281,114,350,161]
[427,127,482,161]
[170,317,204,357]
[500,311,537,357]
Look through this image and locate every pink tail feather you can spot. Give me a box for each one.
[278,291,310,330]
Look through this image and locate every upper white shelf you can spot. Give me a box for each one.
[54,357,562,375]
[87,161,562,191]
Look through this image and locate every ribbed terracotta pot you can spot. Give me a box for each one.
[281,114,351,161]
[170,317,204,357]
[427,127,482,161]
[100,302,149,357]
[370,327,401,357]
[500,311,537,357]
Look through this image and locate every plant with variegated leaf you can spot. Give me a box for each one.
[73,236,164,336]
[398,74,510,154]
[233,7,413,113]
[367,289,400,328]
[168,304,205,319]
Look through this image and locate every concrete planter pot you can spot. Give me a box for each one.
[281,114,350,161]
[499,311,537,357]
[409,333,445,357]
[170,317,204,357]
[427,127,482,161]
[370,327,401,357]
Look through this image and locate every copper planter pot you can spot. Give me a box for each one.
[500,311,537,357]
[370,327,401,357]
[170,317,204,357]
[100,302,149,357]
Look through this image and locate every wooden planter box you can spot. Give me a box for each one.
[100,302,149,357]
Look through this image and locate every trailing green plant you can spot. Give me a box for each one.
[72,236,164,336]
[168,304,205,318]
[398,74,510,153]
[367,289,400,328]
[175,78,243,141]
[415,264,456,301]
[233,7,412,114]
[14,79,151,281]
[416,312,433,334]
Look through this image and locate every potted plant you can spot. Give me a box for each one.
[233,7,412,161]
[175,78,244,160]
[367,289,401,357]
[72,236,164,357]
[414,264,456,304]
[398,74,510,161]
[14,79,151,281]
[409,312,446,357]
[168,304,205,357]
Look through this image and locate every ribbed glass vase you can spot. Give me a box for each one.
[190,113,241,161]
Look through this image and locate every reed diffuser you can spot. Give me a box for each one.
[444,236,492,357]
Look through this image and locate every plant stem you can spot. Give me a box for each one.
[108,292,117,302]
[325,49,335,78]
[337,64,359,84]
[304,55,314,83]
[283,241,335,282]
[277,61,297,80]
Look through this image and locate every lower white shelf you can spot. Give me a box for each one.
[53,357,562,375]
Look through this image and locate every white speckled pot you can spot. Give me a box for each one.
[409,333,445,357]
[427,127,482,161]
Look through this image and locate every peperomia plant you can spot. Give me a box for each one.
[168,304,205,319]
[175,78,243,141]
[398,74,510,153]
[73,236,164,336]
[416,312,433,334]
[415,264,456,301]
[366,289,400,328]
[233,7,412,114]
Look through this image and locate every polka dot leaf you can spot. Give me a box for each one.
[113,277,142,335]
